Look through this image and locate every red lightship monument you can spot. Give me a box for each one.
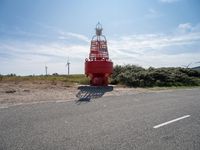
[85,23,113,86]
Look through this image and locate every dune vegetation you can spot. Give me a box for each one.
[110,65,200,87]
[1,65,200,88]
[0,74,90,86]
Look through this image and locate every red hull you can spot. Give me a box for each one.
[85,60,113,86]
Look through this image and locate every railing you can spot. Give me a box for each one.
[89,41,109,59]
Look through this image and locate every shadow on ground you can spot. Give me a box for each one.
[75,86,113,103]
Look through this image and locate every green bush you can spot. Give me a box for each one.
[0,74,3,81]
[111,65,200,87]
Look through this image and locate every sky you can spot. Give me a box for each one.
[0,0,200,75]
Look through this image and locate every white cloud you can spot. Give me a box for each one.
[58,31,90,42]
[178,23,192,29]
[177,22,200,34]
[1,23,200,75]
[0,41,89,75]
[0,27,91,75]
[66,32,90,42]
[109,32,200,53]
[108,23,200,68]
[178,23,192,33]
[146,9,162,18]
[32,21,90,42]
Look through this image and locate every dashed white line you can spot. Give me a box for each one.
[153,115,190,129]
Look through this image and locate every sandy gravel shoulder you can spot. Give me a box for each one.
[0,81,194,106]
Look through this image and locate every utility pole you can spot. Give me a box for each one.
[66,58,70,75]
[45,65,48,75]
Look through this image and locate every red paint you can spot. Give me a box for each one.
[85,23,113,86]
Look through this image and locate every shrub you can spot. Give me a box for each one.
[0,74,3,81]
[111,65,200,87]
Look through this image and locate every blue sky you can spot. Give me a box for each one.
[0,0,200,75]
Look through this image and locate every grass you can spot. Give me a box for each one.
[1,73,200,88]
[0,74,90,86]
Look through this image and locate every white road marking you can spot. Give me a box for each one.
[0,99,74,109]
[153,115,190,129]
[0,105,9,109]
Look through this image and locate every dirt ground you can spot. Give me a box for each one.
[0,81,172,106]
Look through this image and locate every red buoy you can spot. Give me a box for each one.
[85,23,113,86]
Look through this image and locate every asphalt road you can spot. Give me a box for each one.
[0,88,200,150]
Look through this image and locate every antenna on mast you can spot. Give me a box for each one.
[66,57,70,75]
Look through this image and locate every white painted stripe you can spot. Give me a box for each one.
[153,115,190,129]
[0,105,9,109]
